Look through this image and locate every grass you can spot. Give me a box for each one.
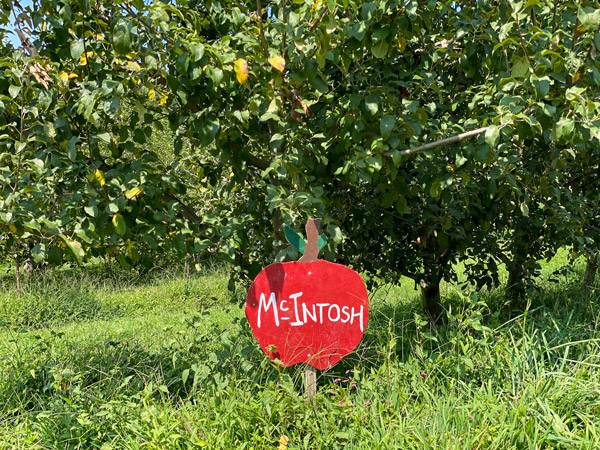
[0,255,598,449]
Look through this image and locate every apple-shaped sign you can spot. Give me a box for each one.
[246,221,369,370]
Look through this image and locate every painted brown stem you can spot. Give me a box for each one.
[299,218,321,263]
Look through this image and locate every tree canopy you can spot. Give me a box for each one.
[1,0,599,319]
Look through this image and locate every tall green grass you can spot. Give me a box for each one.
[0,257,598,449]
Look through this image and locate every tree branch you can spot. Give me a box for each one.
[309,5,329,32]
[255,0,269,59]
[383,127,489,159]
[570,0,583,51]
[163,191,207,229]
[249,154,270,170]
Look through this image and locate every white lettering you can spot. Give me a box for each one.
[350,305,364,331]
[290,292,304,326]
[302,303,317,323]
[328,304,341,322]
[341,306,351,323]
[257,293,364,330]
[316,303,330,324]
[258,292,279,328]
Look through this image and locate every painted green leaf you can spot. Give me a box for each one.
[284,224,305,254]
[317,234,327,251]
[284,225,327,254]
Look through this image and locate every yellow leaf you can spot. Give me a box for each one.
[95,169,105,187]
[148,89,156,100]
[278,435,289,450]
[311,0,323,13]
[125,187,143,199]
[234,58,248,84]
[571,72,580,83]
[160,95,168,105]
[68,73,78,79]
[268,55,285,73]
[127,61,141,71]
[9,224,16,232]
[96,34,105,41]
[80,51,94,66]
[398,36,407,52]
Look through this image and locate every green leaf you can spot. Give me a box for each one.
[67,136,78,162]
[84,205,98,217]
[112,18,133,55]
[310,76,329,94]
[531,76,550,98]
[182,368,190,385]
[365,94,379,114]
[381,190,395,208]
[208,66,223,85]
[371,40,389,59]
[31,243,46,264]
[284,224,305,254]
[349,23,367,41]
[511,57,529,79]
[47,246,62,265]
[485,126,500,147]
[8,85,20,99]
[380,115,396,137]
[113,213,127,236]
[70,41,84,60]
[94,132,111,144]
[552,118,574,142]
[189,42,205,62]
[60,235,85,264]
[578,6,600,32]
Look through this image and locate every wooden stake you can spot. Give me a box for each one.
[305,365,317,399]
[299,218,321,399]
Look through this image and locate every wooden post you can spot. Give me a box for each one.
[300,218,321,399]
[305,365,317,399]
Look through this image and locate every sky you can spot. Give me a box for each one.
[4,0,34,48]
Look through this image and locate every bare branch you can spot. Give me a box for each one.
[383,127,489,159]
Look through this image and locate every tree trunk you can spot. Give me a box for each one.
[583,256,598,288]
[506,257,525,300]
[15,252,22,300]
[421,279,442,324]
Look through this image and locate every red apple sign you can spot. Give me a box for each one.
[246,260,369,370]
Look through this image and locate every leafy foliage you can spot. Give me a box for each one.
[1,0,599,314]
